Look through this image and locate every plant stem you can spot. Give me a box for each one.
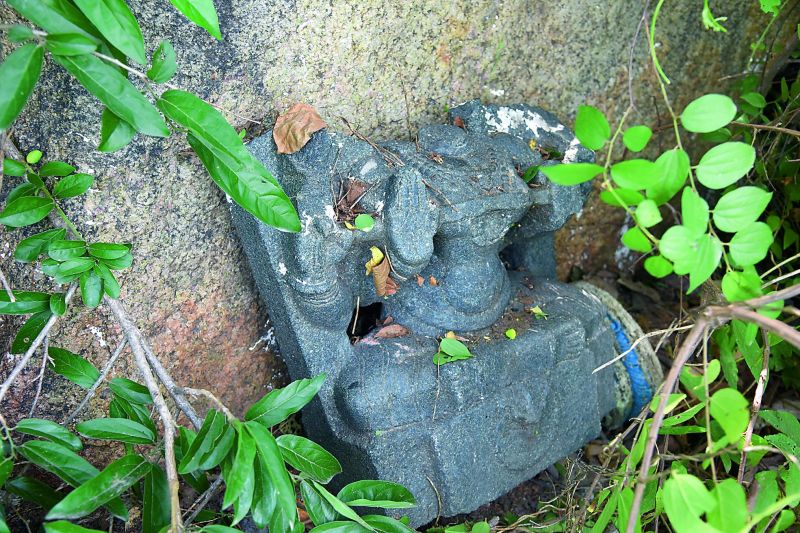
[738,330,771,483]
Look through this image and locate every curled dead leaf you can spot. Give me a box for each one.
[415,274,424,287]
[453,116,465,129]
[273,103,327,154]
[429,275,439,286]
[365,246,385,275]
[372,259,392,297]
[374,324,409,339]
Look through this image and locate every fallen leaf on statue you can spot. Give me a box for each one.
[453,116,465,129]
[374,324,409,338]
[415,274,424,286]
[273,102,327,154]
[372,258,392,296]
[365,246,385,275]
[429,275,439,286]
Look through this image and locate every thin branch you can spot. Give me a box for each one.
[0,284,77,407]
[738,331,771,483]
[0,266,14,301]
[183,476,224,527]
[184,387,235,421]
[105,297,182,531]
[762,266,800,288]
[732,120,800,139]
[593,324,693,374]
[64,338,127,424]
[27,335,50,418]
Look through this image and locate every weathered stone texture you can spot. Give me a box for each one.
[0,2,787,426]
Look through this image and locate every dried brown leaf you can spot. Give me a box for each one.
[373,259,391,297]
[429,275,439,286]
[415,274,424,287]
[273,103,327,154]
[374,324,410,339]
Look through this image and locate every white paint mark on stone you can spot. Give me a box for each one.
[562,137,581,163]
[88,326,108,348]
[278,262,287,276]
[360,159,377,176]
[324,204,336,221]
[489,88,506,97]
[301,212,314,235]
[484,107,565,136]
[375,200,384,213]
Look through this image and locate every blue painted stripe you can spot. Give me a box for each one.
[609,317,653,418]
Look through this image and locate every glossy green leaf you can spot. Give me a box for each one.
[439,337,471,358]
[44,521,105,533]
[721,269,762,302]
[26,150,42,164]
[610,159,660,189]
[706,478,747,532]
[741,92,767,109]
[98,108,136,152]
[223,425,256,515]
[246,422,299,532]
[688,233,722,293]
[13,226,63,262]
[713,186,772,233]
[5,0,100,40]
[301,480,337,527]
[147,40,177,83]
[730,222,773,266]
[56,258,95,283]
[662,473,717,533]
[681,187,709,234]
[695,142,756,189]
[73,0,146,64]
[277,434,342,483]
[46,454,149,520]
[39,161,76,177]
[621,227,651,253]
[659,225,699,275]
[0,196,54,227]
[15,418,82,451]
[337,480,416,509]
[0,290,50,314]
[11,310,52,353]
[622,125,652,152]
[250,450,278,528]
[19,440,98,488]
[6,476,63,511]
[94,263,121,298]
[644,255,673,278]
[109,377,152,404]
[0,458,12,487]
[76,418,155,444]
[574,105,610,150]
[541,162,603,186]
[309,522,370,533]
[710,388,749,442]
[52,54,169,137]
[168,0,222,39]
[142,464,170,533]
[0,43,44,130]
[7,25,34,43]
[646,148,690,205]
[4,159,27,176]
[178,409,223,474]
[680,94,737,133]
[7,183,37,205]
[634,199,661,228]
[49,346,100,388]
[760,410,800,446]
[79,269,103,308]
[45,33,98,56]
[87,242,129,260]
[52,173,93,199]
[48,239,87,261]
[245,373,325,427]
[311,480,371,531]
[598,188,643,207]
[100,251,133,270]
[157,90,299,232]
[198,423,235,470]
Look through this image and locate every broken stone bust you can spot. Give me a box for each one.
[231,100,662,526]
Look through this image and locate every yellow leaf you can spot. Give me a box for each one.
[365,246,385,276]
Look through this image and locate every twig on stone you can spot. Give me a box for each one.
[0,266,14,301]
[27,335,50,418]
[739,330,771,484]
[593,324,693,374]
[64,338,128,424]
[0,284,77,408]
[339,116,405,167]
[183,476,225,527]
[184,387,235,421]
[421,178,459,212]
[105,297,182,531]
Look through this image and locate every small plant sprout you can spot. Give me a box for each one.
[505,328,517,340]
[529,305,548,320]
[433,332,473,365]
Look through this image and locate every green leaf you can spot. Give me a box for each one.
[52,173,93,199]
[439,337,471,358]
[167,0,222,39]
[245,422,299,532]
[39,161,76,177]
[635,199,662,228]
[87,242,129,260]
[100,251,133,270]
[223,425,256,513]
[251,449,278,528]
[245,373,326,427]
[109,377,153,404]
[48,239,87,261]
[662,473,718,533]
[760,410,800,446]
[705,478,747,532]
[710,388,749,442]
[713,186,772,233]
[142,464,171,533]
[541,162,603,186]
[6,476,63,511]
[721,269,762,302]
[622,125,652,152]
[16,229,65,262]
[470,521,490,533]
[680,94,737,133]
[363,516,414,533]
[521,165,540,183]
[46,454,149,520]
[0,43,44,130]
[309,522,370,533]
[178,410,224,474]
[157,90,299,231]
[49,346,100,388]
[0,196,54,227]
[98,108,136,152]
[354,214,375,232]
[696,142,756,189]
[688,233,723,293]
[311,480,372,531]
[76,418,155,444]
[19,440,98,488]
[3,159,27,176]
[277,434,342,483]
[574,105,610,150]
[0,458,12,487]
[7,25,34,43]
[197,423,235,470]
[44,521,105,533]
[659,225,699,274]
[15,418,81,450]
[301,480,337,527]
[730,222,773,266]
[45,33,98,56]
[7,183,37,205]
[11,310,52,353]
[610,159,660,189]
[337,480,416,509]
[646,148,690,205]
[0,290,50,314]
[5,0,101,40]
[79,269,103,308]
[56,258,95,283]
[26,150,42,164]
[94,263,121,299]
[147,40,177,83]
[72,0,146,64]
[621,227,651,253]
[598,188,643,207]
[644,255,673,278]
[681,187,709,234]
[52,54,169,137]
[741,92,767,109]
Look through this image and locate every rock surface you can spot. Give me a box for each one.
[0,0,788,458]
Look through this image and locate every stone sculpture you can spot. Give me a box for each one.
[231,100,662,526]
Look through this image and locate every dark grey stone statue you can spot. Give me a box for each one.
[231,101,662,526]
